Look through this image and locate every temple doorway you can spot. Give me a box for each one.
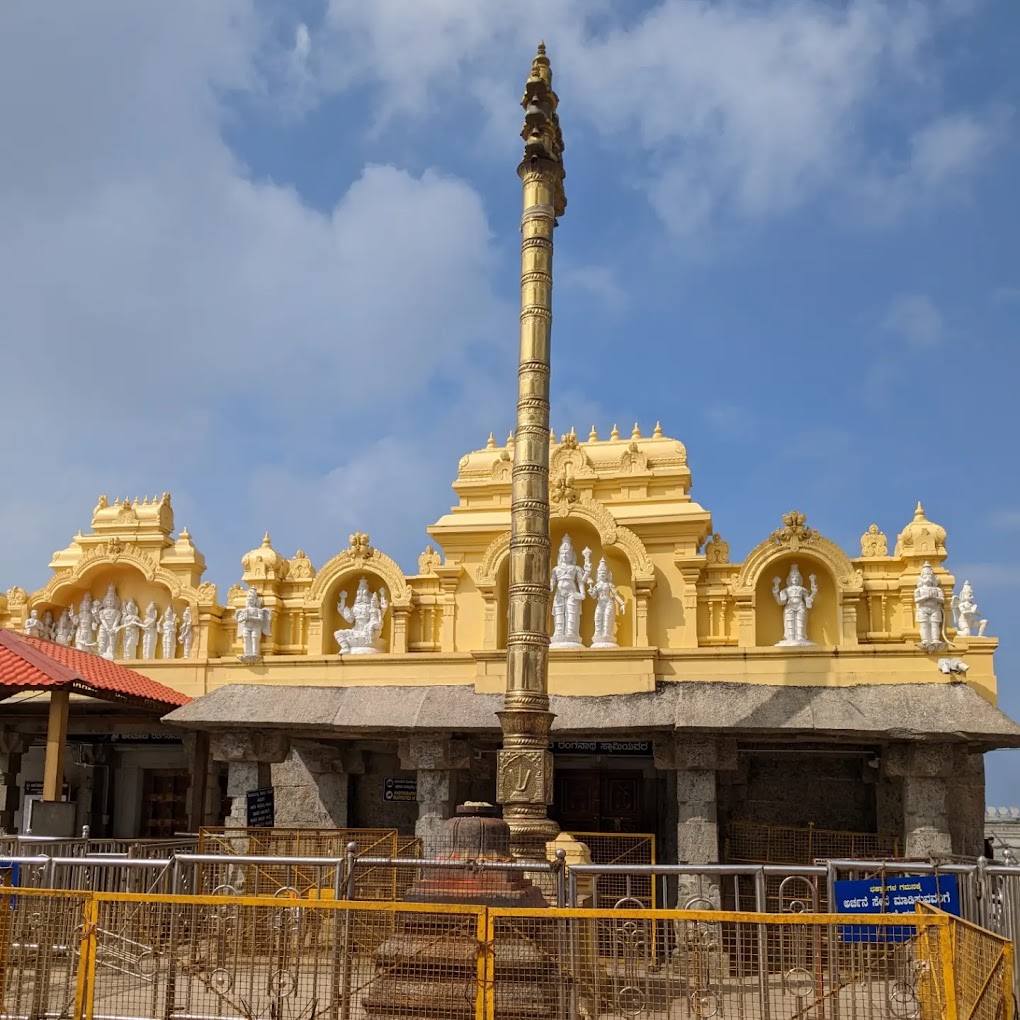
[552,768,648,834]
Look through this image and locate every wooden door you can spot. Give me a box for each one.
[600,772,643,833]
[141,769,189,838]
[554,771,600,831]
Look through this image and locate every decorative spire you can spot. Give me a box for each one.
[589,425,598,441]
[520,41,566,217]
[486,432,496,449]
[631,422,641,439]
[915,500,926,520]
[610,423,620,440]
[653,421,663,437]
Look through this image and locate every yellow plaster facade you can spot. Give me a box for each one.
[1,436,998,704]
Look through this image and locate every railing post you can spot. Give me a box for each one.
[940,916,959,1020]
[74,894,99,1020]
[345,841,358,901]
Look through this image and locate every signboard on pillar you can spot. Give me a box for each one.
[384,778,417,802]
[245,788,275,828]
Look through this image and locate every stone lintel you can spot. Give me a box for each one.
[398,735,471,772]
[883,742,956,779]
[653,735,737,772]
[210,731,289,765]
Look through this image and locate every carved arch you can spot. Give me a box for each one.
[31,548,200,606]
[474,496,654,587]
[307,545,411,607]
[731,532,864,597]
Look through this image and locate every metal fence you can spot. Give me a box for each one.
[0,886,1009,1020]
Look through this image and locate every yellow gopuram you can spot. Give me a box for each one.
[1,441,1014,863]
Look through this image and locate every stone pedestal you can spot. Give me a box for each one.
[884,743,954,858]
[271,741,363,828]
[398,736,470,855]
[210,731,289,828]
[0,731,29,834]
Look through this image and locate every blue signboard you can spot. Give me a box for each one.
[834,874,960,942]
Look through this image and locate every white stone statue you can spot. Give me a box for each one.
[71,594,97,651]
[550,534,592,649]
[236,587,272,662]
[588,557,626,648]
[158,605,177,659]
[914,562,947,652]
[24,609,46,639]
[335,577,388,655]
[120,598,142,659]
[54,609,74,646]
[42,610,55,641]
[141,601,159,660]
[96,584,122,660]
[951,580,988,638]
[938,657,969,676]
[772,563,818,647]
[179,606,195,658]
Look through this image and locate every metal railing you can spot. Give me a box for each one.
[0,886,1008,1020]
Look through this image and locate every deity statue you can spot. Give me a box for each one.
[42,610,55,640]
[588,557,626,648]
[914,562,947,652]
[236,587,272,662]
[550,534,592,649]
[158,605,177,659]
[179,606,195,658]
[24,609,46,640]
[951,581,988,638]
[141,602,159,660]
[335,577,388,655]
[772,563,818,647]
[54,609,74,646]
[120,598,142,659]
[71,594,97,651]
[96,584,122,660]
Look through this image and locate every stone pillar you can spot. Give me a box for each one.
[210,732,289,828]
[655,736,737,907]
[398,736,471,854]
[949,751,986,857]
[0,731,30,834]
[884,743,954,858]
[271,741,364,828]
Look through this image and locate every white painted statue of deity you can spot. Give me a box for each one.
[24,609,45,640]
[951,580,988,638]
[120,598,142,659]
[42,610,55,641]
[179,606,195,658]
[141,601,159,660]
[71,594,97,651]
[772,563,818,647]
[914,562,947,652]
[550,534,592,649]
[96,584,122,660]
[588,557,626,648]
[54,609,74,646]
[158,605,177,659]
[236,587,272,662]
[335,577,388,655]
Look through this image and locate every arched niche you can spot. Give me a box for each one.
[306,542,411,654]
[31,557,197,660]
[476,495,653,649]
[730,525,864,648]
[753,553,839,647]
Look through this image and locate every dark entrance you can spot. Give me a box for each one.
[552,769,647,833]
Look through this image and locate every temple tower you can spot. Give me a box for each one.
[496,44,567,861]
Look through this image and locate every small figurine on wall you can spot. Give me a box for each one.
[588,557,626,648]
[236,587,272,662]
[179,605,195,658]
[914,562,948,652]
[335,578,388,655]
[23,609,46,640]
[550,534,592,649]
[951,581,988,638]
[772,564,818,647]
[120,598,142,659]
[158,604,178,659]
[141,602,159,660]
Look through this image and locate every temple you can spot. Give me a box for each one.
[2,456,1015,858]
[2,46,1016,866]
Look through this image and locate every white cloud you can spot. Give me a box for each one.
[560,264,628,312]
[882,294,944,349]
[988,511,1020,532]
[0,1,509,591]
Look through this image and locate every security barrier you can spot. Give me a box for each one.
[568,831,656,908]
[0,886,1011,1020]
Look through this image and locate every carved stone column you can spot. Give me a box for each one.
[399,736,471,855]
[884,743,954,858]
[655,736,737,907]
[0,731,30,834]
[390,605,410,654]
[272,741,364,828]
[210,731,289,828]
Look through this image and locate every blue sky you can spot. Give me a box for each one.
[2,1,1019,800]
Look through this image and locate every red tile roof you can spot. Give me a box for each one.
[0,629,190,708]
